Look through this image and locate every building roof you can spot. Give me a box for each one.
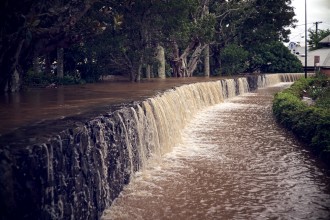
[320,34,330,44]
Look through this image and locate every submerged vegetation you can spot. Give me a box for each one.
[23,71,85,88]
[273,74,330,166]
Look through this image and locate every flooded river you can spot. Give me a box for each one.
[0,78,222,136]
[102,83,330,220]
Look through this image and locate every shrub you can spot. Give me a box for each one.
[247,41,303,73]
[23,72,85,88]
[220,44,249,75]
[273,75,330,166]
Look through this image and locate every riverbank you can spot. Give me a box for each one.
[273,74,330,167]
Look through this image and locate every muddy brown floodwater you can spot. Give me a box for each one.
[102,83,330,220]
[0,78,220,140]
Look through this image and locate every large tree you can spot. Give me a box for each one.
[0,0,99,92]
[77,0,174,81]
[76,0,215,81]
[238,0,296,44]
[165,0,216,77]
[0,0,299,92]
[211,0,297,74]
[210,0,252,74]
[248,41,302,73]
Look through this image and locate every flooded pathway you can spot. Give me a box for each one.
[102,83,330,220]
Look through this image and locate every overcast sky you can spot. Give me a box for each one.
[288,0,330,43]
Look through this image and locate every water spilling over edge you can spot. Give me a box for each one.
[0,73,309,219]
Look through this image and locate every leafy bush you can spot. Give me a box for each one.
[273,75,330,166]
[220,44,249,75]
[247,41,303,73]
[23,72,85,88]
[315,88,330,109]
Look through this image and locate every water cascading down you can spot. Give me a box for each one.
[0,73,306,219]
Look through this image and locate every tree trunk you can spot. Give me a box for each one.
[186,42,207,77]
[33,51,41,74]
[146,65,151,79]
[57,47,64,78]
[171,40,198,77]
[129,55,143,82]
[203,45,210,76]
[129,65,136,82]
[202,0,210,77]
[170,40,207,78]
[171,41,181,77]
[0,39,25,93]
[45,54,52,76]
[156,45,166,79]
[181,57,188,77]
[5,67,21,93]
[136,63,142,82]
[1,66,21,93]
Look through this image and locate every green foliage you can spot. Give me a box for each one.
[305,73,330,109]
[219,44,248,75]
[236,0,296,44]
[159,0,203,44]
[64,45,103,83]
[0,0,108,92]
[315,88,330,109]
[247,41,303,73]
[23,71,84,88]
[284,77,313,97]
[0,0,299,91]
[211,0,297,75]
[308,29,330,50]
[273,75,330,165]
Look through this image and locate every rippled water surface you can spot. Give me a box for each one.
[102,83,330,220]
[0,78,221,136]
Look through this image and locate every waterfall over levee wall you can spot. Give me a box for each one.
[0,73,306,219]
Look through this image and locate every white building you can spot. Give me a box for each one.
[288,35,330,74]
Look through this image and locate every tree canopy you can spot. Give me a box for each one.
[0,0,299,92]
